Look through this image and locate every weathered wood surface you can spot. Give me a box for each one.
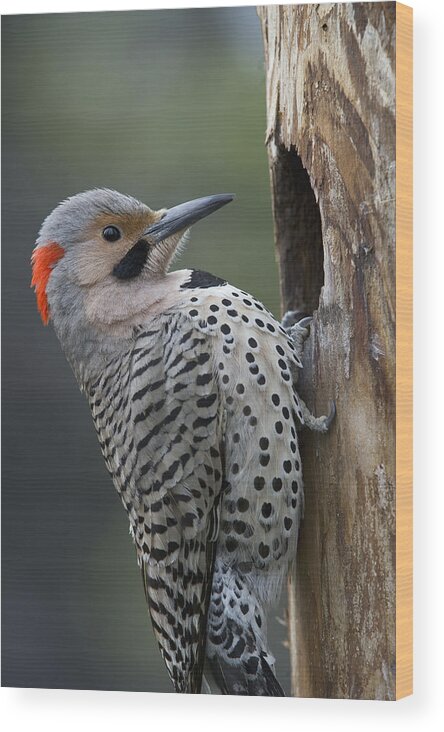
[258,2,396,699]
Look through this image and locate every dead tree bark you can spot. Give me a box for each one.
[258,3,398,700]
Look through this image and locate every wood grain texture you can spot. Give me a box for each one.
[258,1,412,700]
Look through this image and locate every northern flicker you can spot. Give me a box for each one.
[31,189,334,696]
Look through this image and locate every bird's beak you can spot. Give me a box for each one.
[143,194,235,243]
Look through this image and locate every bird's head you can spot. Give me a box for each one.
[31,188,234,327]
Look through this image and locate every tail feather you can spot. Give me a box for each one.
[205,561,285,696]
[259,654,286,696]
[205,652,285,696]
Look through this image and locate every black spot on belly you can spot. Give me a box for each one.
[237,497,249,512]
[226,537,238,552]
[234,520,246,535]
[180,270,227,289]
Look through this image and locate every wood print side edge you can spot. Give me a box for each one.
[395,1,413,701]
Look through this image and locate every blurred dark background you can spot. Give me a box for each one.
[1,7,289,693]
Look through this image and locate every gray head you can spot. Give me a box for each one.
[31,188,233,380]
[32,187,234,323]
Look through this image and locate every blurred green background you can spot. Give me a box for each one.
[1,7,289,693]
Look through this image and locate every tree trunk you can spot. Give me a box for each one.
[258,2,409,700]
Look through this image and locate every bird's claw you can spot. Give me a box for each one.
[282,313,313,361]
[281,310,300,330]
[295,316,313,331]
[323,400,336,431]
[281,310,312,331]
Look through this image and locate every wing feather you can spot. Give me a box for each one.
[130,312,224,692]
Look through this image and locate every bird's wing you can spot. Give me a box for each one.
[129,311,224,693]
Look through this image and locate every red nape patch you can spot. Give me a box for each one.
[31,242,65,324]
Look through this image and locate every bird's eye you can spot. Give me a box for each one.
[102,225,121,242]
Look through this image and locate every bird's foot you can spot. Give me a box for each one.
[281,310,311,331]
[281,311,313,362]
[318,400,336,432]
[300,399,336,433]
